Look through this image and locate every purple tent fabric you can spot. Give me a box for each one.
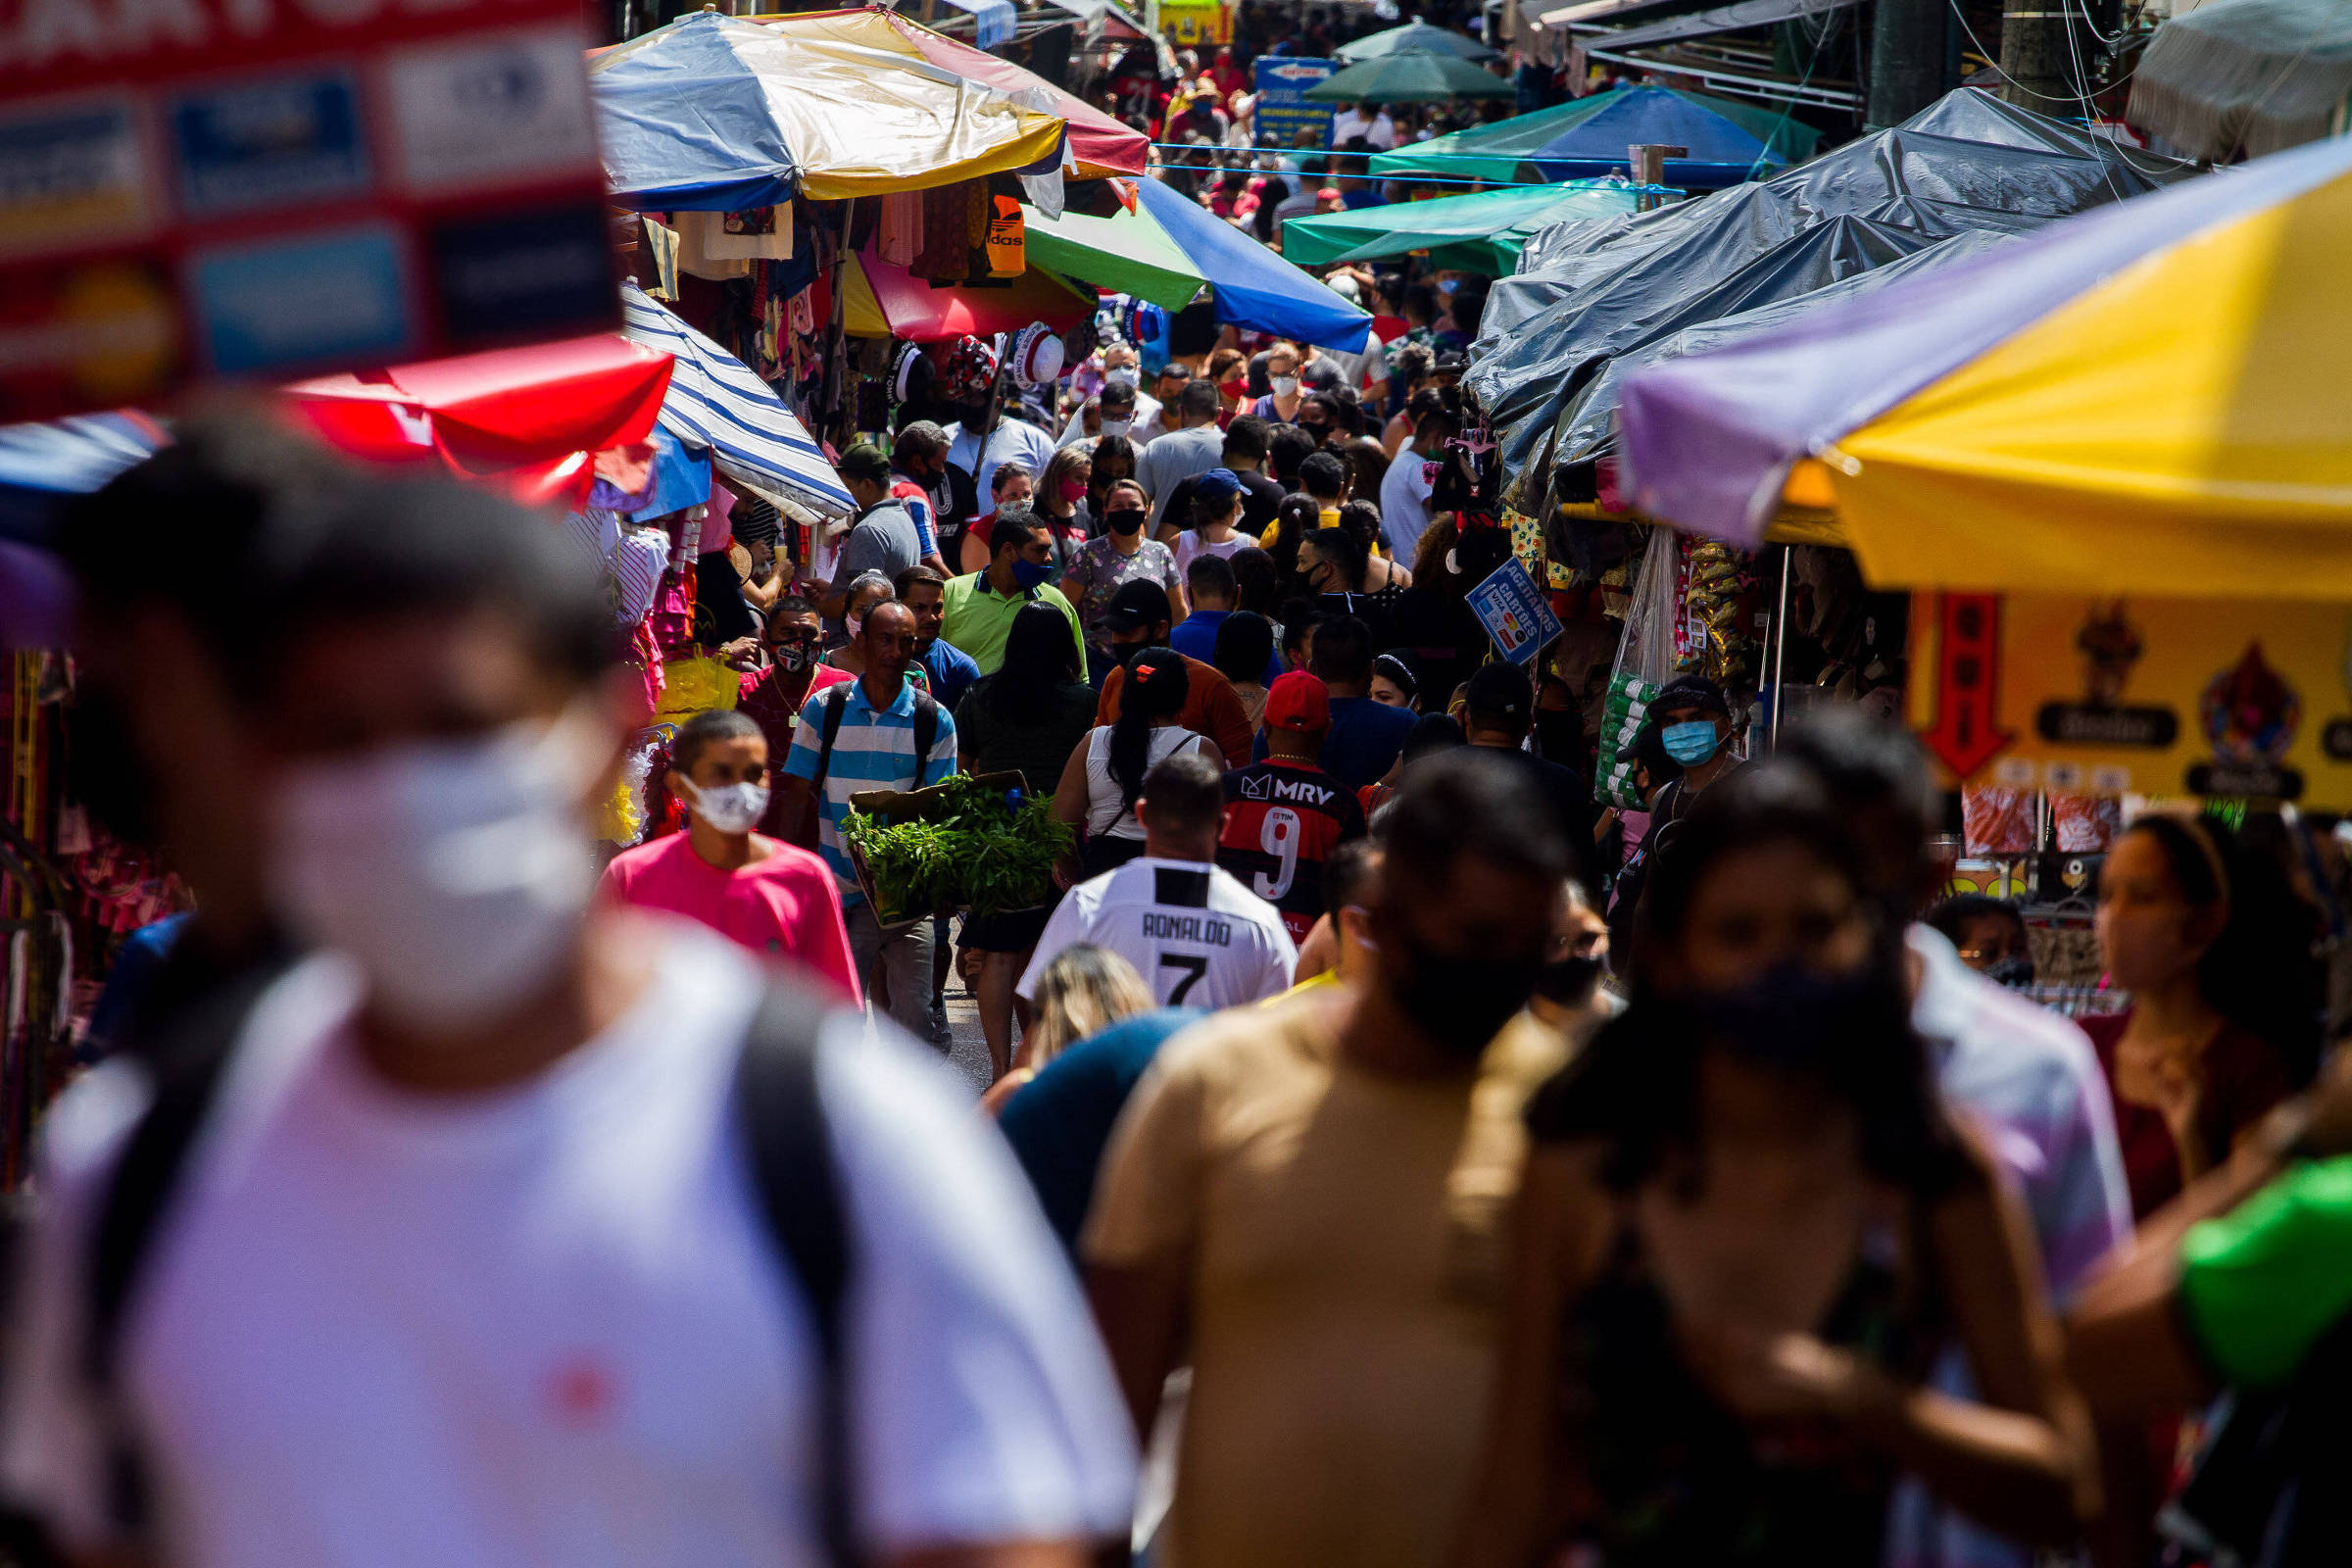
[1617,132,2352,544]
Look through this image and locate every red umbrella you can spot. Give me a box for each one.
[282,335,674,507]
[847,247,1096,341]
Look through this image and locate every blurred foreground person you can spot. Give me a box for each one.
[1451,761,2095,1568]
[1086,751,1573,1568]
[1,470,1134,1568]
[2067,1052,2352,1566]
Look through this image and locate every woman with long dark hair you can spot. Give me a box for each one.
[2082,811,2318,1219]
[954,601,1100,1076]
[1450,760,2095,1568]
[1049,646,1222,881]
[1084,433,1139,529]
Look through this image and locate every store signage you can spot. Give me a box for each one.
[0,0,611,421]
[1159,0,1230,47]
[1907,591,2352,808]
[1252,56,1336,151]
[1466,558,1561,667]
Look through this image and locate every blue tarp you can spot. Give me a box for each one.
[1519,85,1788,188]
[591,16,802,213]
[1132,177,1374,353]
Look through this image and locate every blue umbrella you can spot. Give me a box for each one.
[0,413,164,544]
[592,15,801,213]
[1518,85,1801,188]
[1131,178,1374,352]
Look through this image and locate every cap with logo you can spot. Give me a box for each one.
[1265,670,1332,733]
[1099,578,1173,635]
[1010,320,1065,389]
[888,340,934,404]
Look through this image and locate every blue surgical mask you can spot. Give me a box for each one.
[1011,557,1055,590]
[1437,277,1460,295]
[1661,719,1721,766]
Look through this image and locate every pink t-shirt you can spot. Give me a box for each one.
[599,832,861,1004]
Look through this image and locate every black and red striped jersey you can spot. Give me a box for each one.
[1215,759,1368,946]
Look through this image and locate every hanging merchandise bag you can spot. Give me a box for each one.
[1593,525,1681,808]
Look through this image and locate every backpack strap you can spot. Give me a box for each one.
[910,690,939,779]
[734,983,861,1567]
[809,682,855,793]
[81,957,286,1539]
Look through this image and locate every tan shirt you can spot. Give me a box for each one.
[1085,991,1571,1568]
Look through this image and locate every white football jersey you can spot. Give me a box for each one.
[1016,857,1296,1010]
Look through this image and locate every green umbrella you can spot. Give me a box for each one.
[1333,21,1498,63]
[1023,199,1207,311]
[1280,180,1645,272]
[1304,53,1515,106]
[1369,84,1821,183]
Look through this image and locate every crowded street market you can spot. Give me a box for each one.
[4,0,2352,1564]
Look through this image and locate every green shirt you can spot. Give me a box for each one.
[2179,1153,2352,1388]
[939,571,1088,680]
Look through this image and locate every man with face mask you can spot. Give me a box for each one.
[1085,750,1574,1568]
[1607,673,1742,969]
[940,512,1088,678]
[599,709,858,1002]
[1061,375,1149,453]
[1,470,1135,1568]
[887,420,956,577]
[736,596,853,847]
[1092,580,1253,763]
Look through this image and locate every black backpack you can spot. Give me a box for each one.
[808,679,941,791]
[77,981,862,1565]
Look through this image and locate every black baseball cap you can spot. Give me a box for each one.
[1652,672,1731,719]
[1464,661,1533,723]
[1099,578,1173,634]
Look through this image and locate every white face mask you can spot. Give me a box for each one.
[268,708,606,1036]
[1101,417,1133,437]
[1104,365,1139,388]
[1269,374,1298,398]
[681,777,771,835]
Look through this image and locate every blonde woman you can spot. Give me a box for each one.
[982,944,1154,1114]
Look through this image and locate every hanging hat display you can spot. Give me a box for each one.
[1121,298,1169,347]
[942,334,1000,403]
[888,340,934,404]
[1009,321,1065,389]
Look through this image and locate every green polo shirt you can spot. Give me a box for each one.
[940,570,1088,679]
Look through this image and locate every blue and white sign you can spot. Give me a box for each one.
[1253,57,1338,150]
[1465,558,1562,667]
[189,222,408,373]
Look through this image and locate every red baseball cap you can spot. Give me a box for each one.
[1265,670,1331,733]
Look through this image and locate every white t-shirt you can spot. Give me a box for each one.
[949,417,1059,493]
[1171,529,1250,577]
[1,921,1135,1568]
[1378,440,1434,564]
[1018,856,1295,1009]
[1331,109,1397,150]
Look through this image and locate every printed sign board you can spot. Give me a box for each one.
[1159,0,1230,47]
[1466,558,1562,667]
[1253,56,1337,151]
[1907,590,2352,808]
[0,0,612,421]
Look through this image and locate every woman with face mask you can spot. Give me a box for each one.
[598,709,859,1002]
[1452,760,2098,1568]
[1035,447,1094,573]
[1606,674,1741,971]
[1060,478,1181,653]
[959,462,1038,575]
[823,574,926,691]
[2080,813,2314,1220]
[1083,434,1139,529]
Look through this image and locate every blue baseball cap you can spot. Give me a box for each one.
[1195,466,1243,510]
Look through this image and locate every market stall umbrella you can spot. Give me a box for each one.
[1280,179,1646,271]
[1372,83,1818,185]
[591,10,1067,209]
[1334,20,1499,61]
[1614,131,2352,602]
[843,249,1099,339]
[1130,177,1373,350]
[0,413,164,542]
[2128,0,2352,164]
[1303,54,1515,105]
[619,282,855,518]
[283,335,674,507]
[1021,198,1208,310]
[800,6,1148,178]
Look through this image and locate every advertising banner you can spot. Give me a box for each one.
[1253,56,1337,150]
[1159,0,1231,47]
[1907,590,2352,808]
[0,0,612,421]
[1466,558,1563,667]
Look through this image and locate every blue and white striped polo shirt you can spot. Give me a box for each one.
[781,677,958,905]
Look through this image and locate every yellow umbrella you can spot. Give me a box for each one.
[594,10,1067,206]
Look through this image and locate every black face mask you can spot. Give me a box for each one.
[1388,932,1543,1060]
[1112,639,1157,669]
[1105,508,1148,537]
[1534,954,1604,1006]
